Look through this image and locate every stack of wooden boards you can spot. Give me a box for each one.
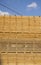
[0,16,41,65]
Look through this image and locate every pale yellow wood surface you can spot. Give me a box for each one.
[0,16,41,65]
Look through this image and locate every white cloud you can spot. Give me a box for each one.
[27,2,38,9]
[0,10,9,16]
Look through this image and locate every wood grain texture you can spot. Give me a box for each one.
[0,16,41,65]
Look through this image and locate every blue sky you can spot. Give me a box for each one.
[0,0,41,16]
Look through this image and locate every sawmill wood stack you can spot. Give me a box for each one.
[0,16,41,65]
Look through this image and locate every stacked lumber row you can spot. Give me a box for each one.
[0,53,41,65]
[0,16,41,40]
[0,40,41,52]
